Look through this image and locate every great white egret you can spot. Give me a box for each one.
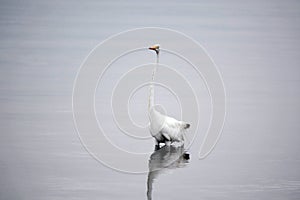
[148,44,190,147]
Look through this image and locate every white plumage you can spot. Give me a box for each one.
[148,44,190,146]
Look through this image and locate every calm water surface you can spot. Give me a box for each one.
[1,0,300,199]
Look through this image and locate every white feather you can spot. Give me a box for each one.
[148,45,190,145]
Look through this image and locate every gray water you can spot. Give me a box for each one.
[1,0,300,199]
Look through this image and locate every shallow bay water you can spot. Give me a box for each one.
[0,0,300,199]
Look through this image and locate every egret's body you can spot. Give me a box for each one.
[148,44,190,146]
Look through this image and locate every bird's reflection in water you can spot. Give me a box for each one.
[147,145,190,200]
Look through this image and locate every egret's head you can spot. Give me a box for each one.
[149,44,160,55]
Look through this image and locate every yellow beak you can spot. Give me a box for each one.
[148,44,159,51]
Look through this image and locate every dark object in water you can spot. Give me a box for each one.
[182,152,190,160]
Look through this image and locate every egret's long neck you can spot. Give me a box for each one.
[148,54,159,112]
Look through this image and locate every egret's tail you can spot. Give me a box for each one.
[185,123,190,129]
[182,122,190,130]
